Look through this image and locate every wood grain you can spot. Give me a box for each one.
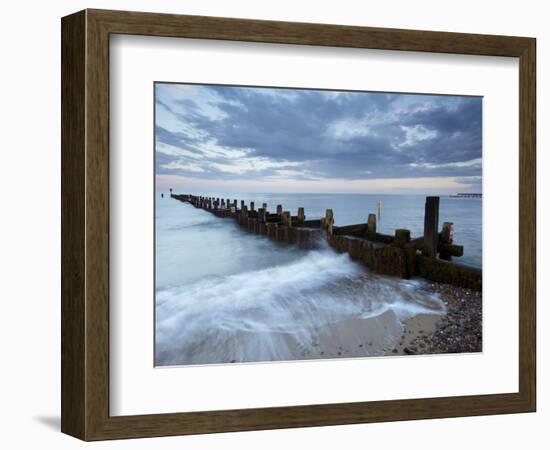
[61,9,537,441]
[61,10,86,439]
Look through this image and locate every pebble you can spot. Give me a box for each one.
[397,283,482,355]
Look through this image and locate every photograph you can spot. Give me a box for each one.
[154,82,483,367]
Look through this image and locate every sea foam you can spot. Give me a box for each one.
[155,248,445,366]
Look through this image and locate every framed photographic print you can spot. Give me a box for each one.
[61,9,536,440]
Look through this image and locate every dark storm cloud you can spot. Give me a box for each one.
[155,84,482,181]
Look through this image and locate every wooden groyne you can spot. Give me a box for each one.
[170,193,482,291]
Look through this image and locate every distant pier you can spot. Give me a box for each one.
[170,193,482,291]
[449,193,482,198]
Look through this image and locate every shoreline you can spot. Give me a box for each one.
[392,282,482,356]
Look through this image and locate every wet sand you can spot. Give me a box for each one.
[301,281,483,361]
[389,313,440,355]
[294,310,406,360]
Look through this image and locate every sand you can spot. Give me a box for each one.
[389,313,440,356]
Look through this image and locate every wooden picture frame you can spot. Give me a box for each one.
[61,9,536,441]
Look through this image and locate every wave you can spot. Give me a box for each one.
[155,249,445,366]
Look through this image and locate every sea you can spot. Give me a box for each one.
[155,193,481,366]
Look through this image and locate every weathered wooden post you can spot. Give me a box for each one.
[226,199,230,208]
[297,207,305,224]
[258,208,267,223]
[262,202,267,210]
[438,222,463,260]
[440,222,454,244]
[325,209,334,236]
[367,213,377,233]
[423,196,440,258]
[241,200,245,210]
[281,211,291,226]
[394,229,411,247]
[234,199,238,210]
[240,205,248,226]
[250,201,255,212]
[276,204,283,216]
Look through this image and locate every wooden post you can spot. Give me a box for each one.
[258,208,267,223]
[423,196,440,258]
[281,211,291,226]
[297,207,305,224]
[234,199,238,209]
[439,222,455,260]
[367,214,377,233]
[440,222,454,244]
[241,205,248,217]
[394,229,411,247]
[250,202,255,212]
[262,202,267,210]
[276,204,283,216]
[325,209,334,236]
[241,200,245,210]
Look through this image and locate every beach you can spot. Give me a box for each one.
[155,195,482,366]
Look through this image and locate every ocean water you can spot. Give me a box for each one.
[155,193,480,367]
[162,193,482,267]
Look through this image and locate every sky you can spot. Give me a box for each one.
[155,83,482,195]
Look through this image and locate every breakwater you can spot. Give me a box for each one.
[170,193,482,290]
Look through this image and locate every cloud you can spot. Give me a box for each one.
[155,83,482,193]
[409,157,482,170]
[161,161,205,172]
[398,125,438,147]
